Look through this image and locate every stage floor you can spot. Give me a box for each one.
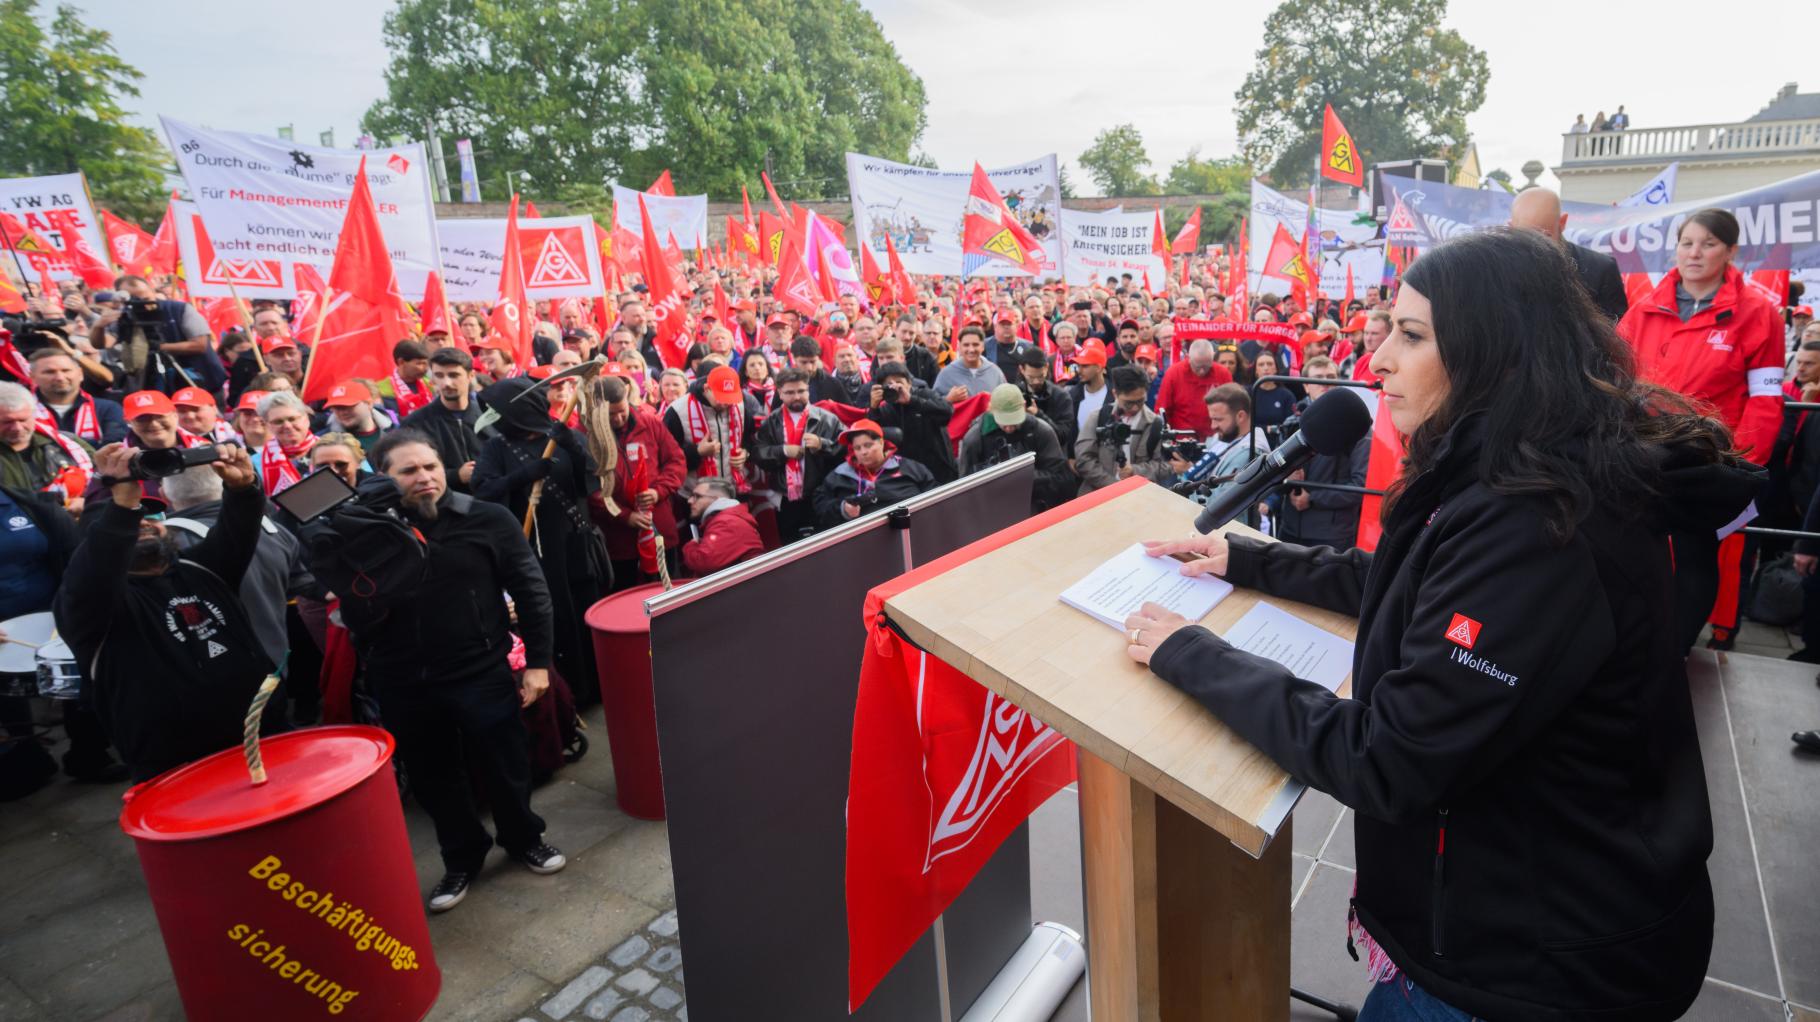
[1,646,1814,1020]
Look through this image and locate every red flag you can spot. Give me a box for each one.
[761,171,789,221]
[590,294,613,338]
[202,296,245,337]
[884,233,916,309]
[1264,223,1313,304]
[648,170,676,196]
[726,216,754,266]
[1170,206,1203,256]
[815,241,842,305]
[305,157,419,401]
[757,211,787,268]
[146,194,180,276]
[524,200,542,220]
[0,212,63,285]
[1151,207,1172,278]
[487,195,536,367]
[1358,394,1404,552]
[636,194,693,370]
[0,266,28,314]
[860,242,890,308]
[846,518,1079,1010]
[420,270,452,336]
[1230,218,1250,318]
[771,231,821,318]
[100,209,156,276]
[741,185,756,237]
[291,263,326,341]
[961,163,1047,276]
[44,209,117,289]
[1344,263,1355,307]
[712,277,731,327]
[1320,103,1365,188]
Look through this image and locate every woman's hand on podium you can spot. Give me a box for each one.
[1141,533,1229,579]
[1123,602,1192,666]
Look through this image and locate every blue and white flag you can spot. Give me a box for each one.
[1617,163,1678,208]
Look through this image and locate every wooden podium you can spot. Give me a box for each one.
[883,480,1357,1021]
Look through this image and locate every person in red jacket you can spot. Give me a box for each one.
[588,375,687,591]
[679,476,766,576]
[1152,340,1234,438]
[1618,208,1784,649]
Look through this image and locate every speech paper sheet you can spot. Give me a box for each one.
[1059,542,1233,631]
[1224,602,1353,692]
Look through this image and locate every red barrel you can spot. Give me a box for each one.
[120,726,441,1022]
[586,583,667,820]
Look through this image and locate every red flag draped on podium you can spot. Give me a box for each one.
[487,196,536,367]
[420,270,452,337]
[647,170,676,196]
[100,209,156,276]
[1320,104,1365,188]
[1264,222,1313,308]
[961,163,1047,276]
[1171,206,1202,255]
[305,157,420,401]
[884,234,916,309]
[846,523,1079,1011]
[636,194,693,370]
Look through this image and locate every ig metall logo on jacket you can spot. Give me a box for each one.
[1445,612,1519,687]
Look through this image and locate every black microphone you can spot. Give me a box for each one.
[1193,389,1376,534]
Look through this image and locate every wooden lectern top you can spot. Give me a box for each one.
[885,481,1356,858]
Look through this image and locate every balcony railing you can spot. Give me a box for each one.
[1560,117,1820,166]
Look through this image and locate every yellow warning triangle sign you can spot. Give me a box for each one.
[982,228,1023,263]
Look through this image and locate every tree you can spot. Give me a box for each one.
[1078,124,1158,197]
[0,1,166,223]
[1234,0,1488,187]
[363,0,926,201]
[1165,148,1252,195]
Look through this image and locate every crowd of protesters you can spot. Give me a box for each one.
[3,187,1818,915]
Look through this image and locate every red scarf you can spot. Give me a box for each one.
[674,393,748,493]
[391,370,432,417]
[846,444,898,495]
[781,406,810,500]
[747,377,775,412]
[260,435,314,495]
[34,393,100,442]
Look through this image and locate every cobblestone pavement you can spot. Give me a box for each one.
[516,909,685,1022]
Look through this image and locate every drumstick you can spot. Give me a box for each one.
[1,636,39,650]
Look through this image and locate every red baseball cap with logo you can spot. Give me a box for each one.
[526,364,558,381]
[994,310,1016,324]
[1133,343,1161,363]
[766,314,790,328]
[1289,312,1314,327]
[123,390,176,418]
[1300,329,1328,347]
[259,335,298,354]
[1798,305,1815,317]
[234,390,270,415]
[839,418,885,446]
[323,381,373,407]
[1074,339,1109,367]
[170,386,216,409]
[1344,313,1369,332]
[705,365,742,404]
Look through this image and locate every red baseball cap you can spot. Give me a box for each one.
[705,365,742,404]
[994,310,1016,323]
[735,299,757,312]
[839,418,884,446]
[1134,343,1161,363]
[234,390,270,414]
[123,390,176,418]
[1289,312,1314,327]
[1074,339,1108,367]
[766,314,790,328]
[1344,313,1369,332]
[170,386,215,409]
[1300,329,1328,347]
[526,364,558,380]
[1797,305,1814,317]
[259,335,298,354]
[323,381,373,407]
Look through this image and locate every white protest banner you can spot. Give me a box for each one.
[847,152,1062,278]
[160,116,441,298]
[610,185,708,249]
[436,215,606,302]
[1249,180,1385,297]
[0,172,109,281]
[171,200,292,299]
[1058,208,1162,286]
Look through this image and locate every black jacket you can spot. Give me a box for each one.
[804,368,854,407]
[337,490,555,687]
[957,415,1073,512]
[1567,242,1630,323]
[904,344,940,388]
[1148,418,1738,1021]
[1023,380,1077,452]
[868,383,957,483]
[1275,432,1370,549]
[401,399,492,493]
[752,404,845,498]
[813,454,936,527]
[55,483,279,781]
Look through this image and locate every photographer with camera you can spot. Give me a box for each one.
[1014,347,1076,450]
[1075,366,1172,495]
[54,440,282,782]
[959,383,1074,513]
[1169,383,1273,510]
[753,369,844,540]
[334,430,566,911]
[814,418,936,527]
[868,361,957,484]
[89,275,226,395]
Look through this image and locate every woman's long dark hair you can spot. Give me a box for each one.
[1387,229,1735,542]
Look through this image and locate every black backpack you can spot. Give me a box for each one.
[297,478,427,611]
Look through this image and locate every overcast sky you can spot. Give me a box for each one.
[81,0,1811,196]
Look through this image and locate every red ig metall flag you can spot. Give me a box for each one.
[636,194,693,370]
[961,163,1048,276]
[486,195,536,368]
[846,576,1075,1010]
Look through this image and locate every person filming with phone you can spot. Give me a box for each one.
[1121,231,1755,1021]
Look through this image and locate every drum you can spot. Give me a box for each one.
[0,612,55,698]
[34,638,81,701]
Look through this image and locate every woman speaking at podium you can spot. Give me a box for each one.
[1124,230,1757,1021]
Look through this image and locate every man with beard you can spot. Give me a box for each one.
[54,442,283,781]
[348,430,565,912]
[402,348,488,493]
[1169,383,1272,503]
[679,476,765,575]
[752,369,843,540]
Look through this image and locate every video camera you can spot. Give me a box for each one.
[1162,428,1204,465]
[1094,420,1132,447]
[128,445,224,481]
